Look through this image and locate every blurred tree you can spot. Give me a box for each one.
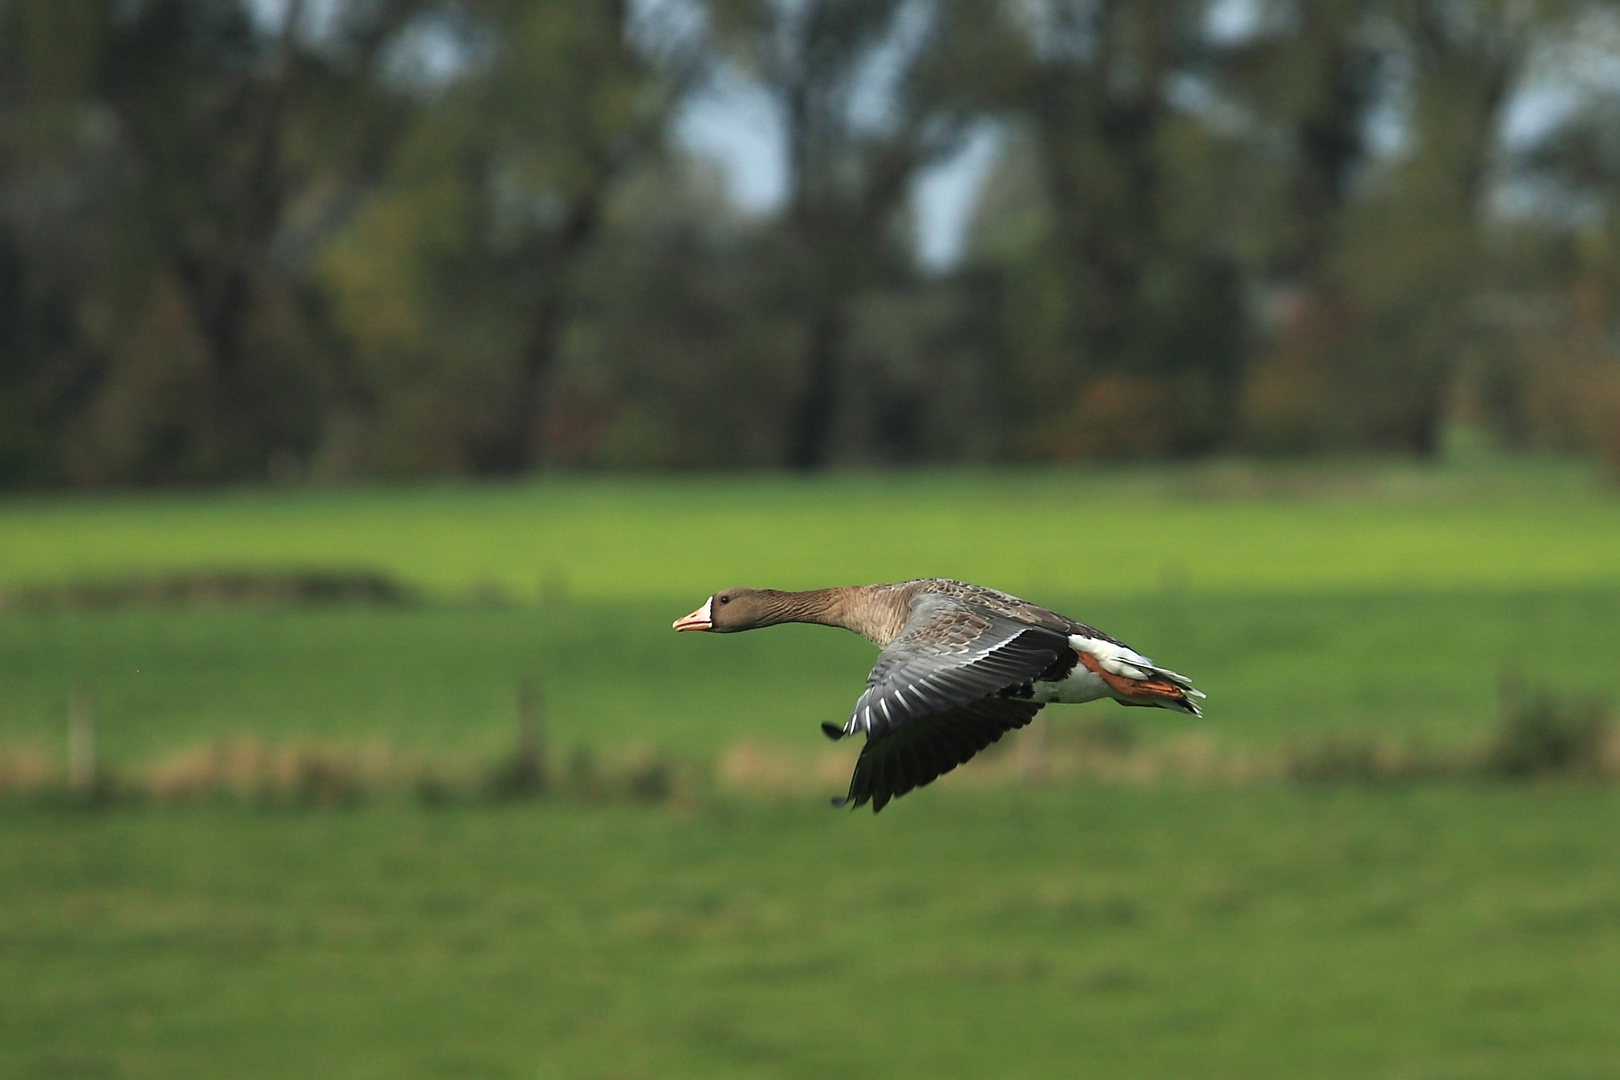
[1332,0,1537,452]
[1211,0,1387,284]
[5,0,1620,483]
[1496,8,1620,473]
[1212,0,1395,452]
[0,0,121,486]
[1237,0,1552,454]
[550,156,803,468]
[319,0,692,474]
[0,0,425,484]
[705,0,989,467]
[969,0,1250,459]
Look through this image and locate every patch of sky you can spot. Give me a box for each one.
[1490,13,1620,225]
[913,120,1006,272]
[845,0,936,138]
[1166,73,1258,140]
[1012,0,1097,64]
[629,0,710,65]
[380,14,490,95]
[1205,0,1264,45]
[674,67,792,215]
[245,0,342,41]
[673,0,1003,270]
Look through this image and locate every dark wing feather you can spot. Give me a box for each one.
[834,697,1043,812]
[824,594,1067,812]
[842,595,1069,739]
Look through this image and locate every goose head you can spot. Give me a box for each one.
[671,588,782,632]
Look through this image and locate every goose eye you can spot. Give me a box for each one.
[718,595,730,604]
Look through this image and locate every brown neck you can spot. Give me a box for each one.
[752,585,906,646]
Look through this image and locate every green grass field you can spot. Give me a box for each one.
[6,790,1620,1079]
[3,459,1618,603]
[4,586,1620,760]
[4,460,1620,1077]
[3,459,1618,759]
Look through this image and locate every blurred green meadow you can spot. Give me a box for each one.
[4,459,1620,759]
[6,791,1620,1080]
[4,459,1619,603]
[4,460,1620,1078]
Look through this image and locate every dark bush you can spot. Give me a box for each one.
[1485,689,1613,781]
[1282,733,1447,785]
[291,752,364,808]
[483,747,546,801]
[626,756,674,803]
[0,569,411,612]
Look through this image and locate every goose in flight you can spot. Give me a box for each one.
[673,579,1203,812]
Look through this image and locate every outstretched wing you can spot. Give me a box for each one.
[825,595,1069,812]
[833,697,1043,812]
[834,594,1070,741]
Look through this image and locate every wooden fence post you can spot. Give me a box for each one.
[515,677,546,793]
[1018,720,1049,788]
[69,688,96,796]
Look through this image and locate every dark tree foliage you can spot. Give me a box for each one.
[703,0,985,467]
[1002,0,1249,457]
[1,0,1619,485]
[1,0,420,485]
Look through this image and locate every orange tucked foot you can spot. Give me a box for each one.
[1076,650,1190,705]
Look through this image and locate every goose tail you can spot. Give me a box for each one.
[1075,647,1205,717]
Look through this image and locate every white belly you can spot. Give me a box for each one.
[1029,665,1112,704]
[1027,634,1158,705]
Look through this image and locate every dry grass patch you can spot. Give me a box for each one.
[3,683,1615,810]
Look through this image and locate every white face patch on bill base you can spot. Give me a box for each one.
[672,595,714,632]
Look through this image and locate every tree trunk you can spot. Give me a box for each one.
[478,201,602,475]
[787,305,842,470]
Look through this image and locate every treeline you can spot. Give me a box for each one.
[2,0,1619,486]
